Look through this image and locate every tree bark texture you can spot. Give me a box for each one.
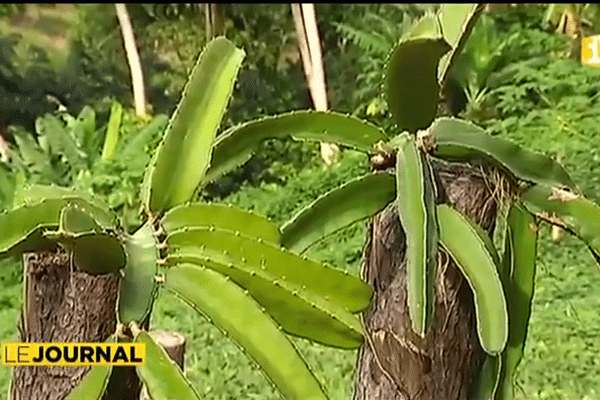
[354,159,498,400]
[12,251,141,400]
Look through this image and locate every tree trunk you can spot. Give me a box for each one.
[205,4,224,40]
[11,251,141,400]
[354,159,498,400]
[115,3,147,118]
[291,3,340,166]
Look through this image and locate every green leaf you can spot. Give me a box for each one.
[66,365,112,400]
[385,37,451,133]
[118,221,158,325]
[165,264,328,400]
[281,172,395,253]
[13,130,48,167]
[117,115,169,162]
[74,105,97,157]
[521,184,600,263]
[437,4,485,84]
[203,111,388,184]
[0,198,116,259]
[471,355,502,400]
[161,203,280,244]
[143,37,245,214]
[71,233,126,275]
[403,12,441,40]
[101,101,123,162]
[168,254,363,348]
[65,336,116,400]
[0,163,15,210]
[496,204,538,400]
[166,228,372,313]
[13,184,118,228]
[429,118,577,190]
[36,114,86,169]
[14,183,78,207]
[437,204,508,355]
[135,330,202,400]
[60,204,101,234]
[394,134,437,337]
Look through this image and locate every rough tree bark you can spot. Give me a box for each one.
[354,157,498,400]
[11,251,141,400]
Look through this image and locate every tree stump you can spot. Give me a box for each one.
[11,250,141,400]
[139,330,186,400]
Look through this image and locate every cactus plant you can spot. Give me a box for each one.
[193,5,600,399]
[0,37,374,400]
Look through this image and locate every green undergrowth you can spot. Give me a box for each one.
[0,258,20,398]
[484,90,600,399]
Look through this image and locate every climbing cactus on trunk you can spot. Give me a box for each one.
[186,5,600,399]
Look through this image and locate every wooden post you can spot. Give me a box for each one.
[139,330,187,400]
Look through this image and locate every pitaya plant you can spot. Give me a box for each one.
[0,37,376,400]
[195,5,600,399]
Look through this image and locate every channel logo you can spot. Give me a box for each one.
[582,35,600,67]
[1,342,145,367]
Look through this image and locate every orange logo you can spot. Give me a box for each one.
[582,35,600,67]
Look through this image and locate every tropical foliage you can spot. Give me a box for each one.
[0,38,375,399]
[2,4,600,399]
[199,5,600,398]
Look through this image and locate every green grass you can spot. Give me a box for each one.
[517,232,600,400]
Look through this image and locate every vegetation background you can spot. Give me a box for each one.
[1,4,600,399]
